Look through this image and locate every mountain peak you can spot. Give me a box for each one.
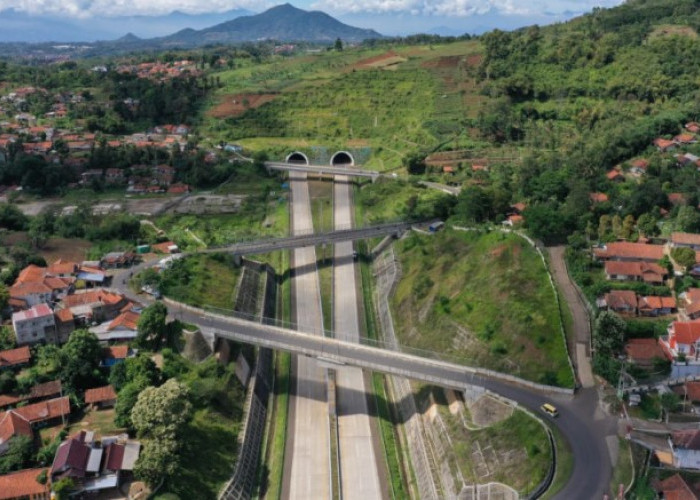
[161,3,384,45]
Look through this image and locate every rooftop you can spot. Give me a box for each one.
[84,385,117,405]
[0,468,50,500]
[0,346,31,367]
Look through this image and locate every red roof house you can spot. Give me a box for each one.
[0,346,31,369]
[0,467,50,500]
[624,338,666,367]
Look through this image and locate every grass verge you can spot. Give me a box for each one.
[541,426,574,499]
[610,437,634,496]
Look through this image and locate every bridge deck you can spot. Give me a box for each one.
[266,161,380,178]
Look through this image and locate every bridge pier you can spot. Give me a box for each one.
[234,254,242,266]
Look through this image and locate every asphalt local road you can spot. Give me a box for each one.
[116,263,614,500]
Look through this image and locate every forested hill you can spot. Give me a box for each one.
[469,0,700,243]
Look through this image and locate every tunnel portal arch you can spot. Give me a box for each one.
[286,151,310,165]
[330,151,354,166]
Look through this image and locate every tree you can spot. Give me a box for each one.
[52,478,75,500]
[59,329,103,393]
[404,152,426,175]
[621,215,635,240]
[131,378,192,440]
[675,206,700,233]
[454,186,493,223]
[594,311,626,354]
[0,325,15,350]
[136,302,168,350]
[0,435,33,473]
[637,213,659,237]
[133,437,179,486]
[114,382,143,430]
[672,247,697,271]
[125,355,161,389]
[334,38,343,51]
[598,215,612,241]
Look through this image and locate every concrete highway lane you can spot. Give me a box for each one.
[285,171,331,499]
[333,176,384,500]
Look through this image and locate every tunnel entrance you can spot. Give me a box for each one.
[286,152,309,165]
[330,151,354,166]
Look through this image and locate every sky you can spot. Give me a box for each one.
[0,0,627,37]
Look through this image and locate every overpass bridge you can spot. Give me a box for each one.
[165,299,572,397]
[196,221,413,256]
[265,161,381,180]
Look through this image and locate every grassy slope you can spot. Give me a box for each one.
[161,408,240,499]
[203,41,490,168]
[445,407,552,493]
[392,229,573,387]
[161,254,241,309]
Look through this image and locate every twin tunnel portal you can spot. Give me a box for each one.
[285,150,355,166]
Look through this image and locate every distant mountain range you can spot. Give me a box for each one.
[156,4,383,46]
[0,4,383,45]
[0,8,254,42]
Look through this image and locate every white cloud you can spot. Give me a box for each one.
[0,0,265,17]
[313,0,623,17]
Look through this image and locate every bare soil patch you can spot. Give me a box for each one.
[208,93,279,118]
[352,51,407,70]
[39,237,92,263]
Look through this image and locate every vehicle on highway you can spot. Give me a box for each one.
[541,403,559,417]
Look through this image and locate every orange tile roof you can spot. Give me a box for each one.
[669,193,687,205]
[655,138,676,149]
[657,472,700,499]
[62,290,124,308]
[0,346,31,367]
[29,380,62,400]
[47,259,77,275]
[15,264,46,284]
[686,289,700,304]
[84,385,117,404]
[625,338,665,362]
[103,345,129,359]
[684,382,700,403]
[0,468,50,500]
[687,301,700,317]
[43,276,73,291]
[589,192,609,203]
[606,169,624,180]
[13,396,70,424]
[152,241,176,254]
[108,311,140,331]
[605,261,666,279]
[672,322,700,346]
[0,395,22,408]
[54,308,74,323]
[0,410,32,444]
[674,134,697,144]
[673,232,700,246]
[511,202,526,213]
[639,296,676,310]
[595,242,665,261]
[10,281,51,297]
[631,158,649,169]
[604,290,637,310]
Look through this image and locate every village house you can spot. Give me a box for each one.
[674,133,698,145]
[90,310,140,342]
[0,410,32,455]
[12,304,57,345]
[99,252,136,269]
[0,380,62,411]
[660,321,700,361]
[671,430,700,469]
[624,338,666,369]
[84,385,117,409]
[604,261,667,284]
[53,308,75,343]
[654,137,677,152]
[594,242,666,262]
[0,346,31,370]
[672,232,700,251]
[597,290,637,315]
[59,289,129,325]
[629,158,649,175]
[0,467,50,500]
[606,169,624,182]
[654,473,700,499]
[51,430,140,495]
[589,192,609,204]
[638,296,677,316]
[101,345,135,367]
[1,396,70,429]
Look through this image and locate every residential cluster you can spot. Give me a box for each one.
[8,254,142,344]
[114,60,202,81]
[593,234,700,369]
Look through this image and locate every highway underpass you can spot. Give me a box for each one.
[158,299,613,500]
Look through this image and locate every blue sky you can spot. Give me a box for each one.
[0,0,626,36]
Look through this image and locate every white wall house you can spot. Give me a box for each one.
[12,303,57,344]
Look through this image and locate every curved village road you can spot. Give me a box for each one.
[114,253,616,500]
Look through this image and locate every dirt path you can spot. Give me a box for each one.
[547,246,596,388]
